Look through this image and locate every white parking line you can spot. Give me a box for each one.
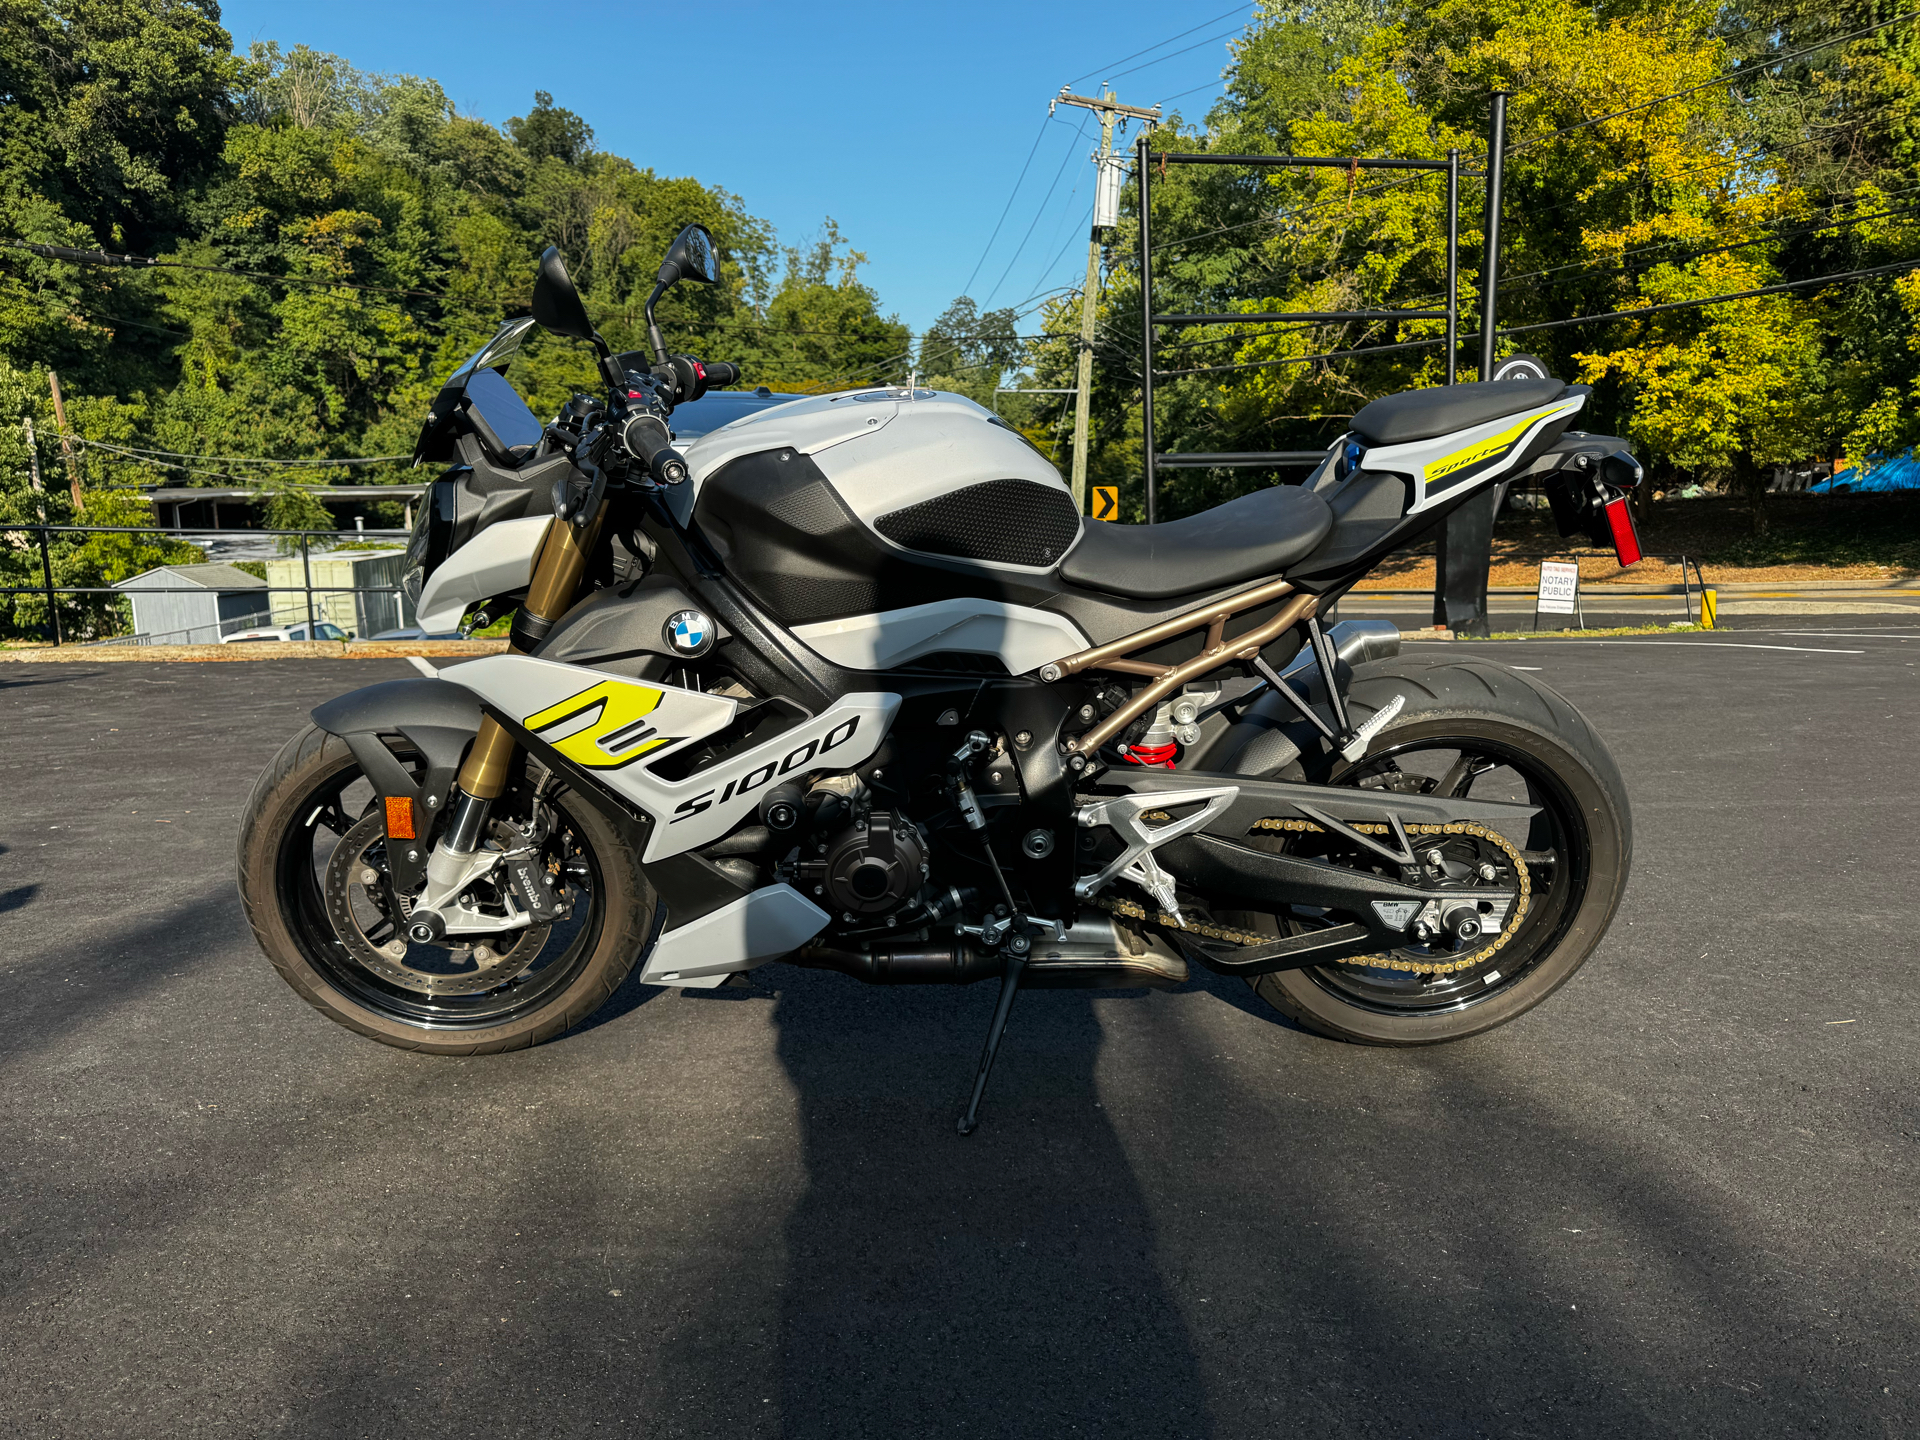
[1586,640,1866,654]
[1762,630,1919,640]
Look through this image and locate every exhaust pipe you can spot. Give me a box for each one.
[1277,618,1400,685]
[791,944,1002,985]
[791,917,1190,989]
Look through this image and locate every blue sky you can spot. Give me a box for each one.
[218,1,1256,334]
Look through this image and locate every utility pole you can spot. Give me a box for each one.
[1053,86,1160,513]
[46,371,84,514]
[23,417,45,520]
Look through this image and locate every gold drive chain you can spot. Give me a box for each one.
[1086,819,1532,976]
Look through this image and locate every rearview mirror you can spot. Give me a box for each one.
[532,246,599,344]
[659,224,720,286]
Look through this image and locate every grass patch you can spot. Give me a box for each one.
[1408,623,1710,641]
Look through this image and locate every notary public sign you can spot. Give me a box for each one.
[1536,560,1581,615]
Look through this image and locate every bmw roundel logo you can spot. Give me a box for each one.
[664,609,713,657]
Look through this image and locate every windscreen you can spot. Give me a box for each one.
[465,367,543,451]
[414,316,540,465]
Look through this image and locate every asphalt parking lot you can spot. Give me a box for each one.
[2,623,1915,1438]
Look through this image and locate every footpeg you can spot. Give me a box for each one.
[1338,692,1405,762]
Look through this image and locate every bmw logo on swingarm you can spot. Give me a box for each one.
[665,609,713,656]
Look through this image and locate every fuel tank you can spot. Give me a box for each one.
[680,387,1090,632]
[679,387,1083,574]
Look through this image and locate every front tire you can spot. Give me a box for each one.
[1242,658,1632,1045]
[238,725,655,1054]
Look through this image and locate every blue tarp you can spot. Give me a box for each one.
[1809,451,1919,493]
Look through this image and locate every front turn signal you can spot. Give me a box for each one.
[384,795,417,840]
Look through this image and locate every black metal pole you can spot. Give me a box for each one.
[1138,134,1156,525]
[1435,95,1508,639]
[1479,92,1507,380]
[302,532,317,636]
[1445,148,1460,386]
[37,526,61,645]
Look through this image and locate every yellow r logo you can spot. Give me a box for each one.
[524,680,669,769]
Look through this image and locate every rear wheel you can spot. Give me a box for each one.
[1239,660,1630,1045]
[238,725,654,1053]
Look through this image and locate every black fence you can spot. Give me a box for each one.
[1,523,415,646]
[1135,130,1475,521]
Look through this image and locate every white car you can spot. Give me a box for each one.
[220,622,350,643]
[369,626,464,641]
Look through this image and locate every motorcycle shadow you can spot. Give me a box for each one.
[763,965,1211,1437]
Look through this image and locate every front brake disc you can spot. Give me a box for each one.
[322,813,550,995]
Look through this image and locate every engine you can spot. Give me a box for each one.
[771,774,930,918]
[798,811,929,916]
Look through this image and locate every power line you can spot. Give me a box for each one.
[1507,12,1920,155]
[1492,259,1916,337]
[75,437,411,468]
[1107,24,1248,83]
[1499,201,1917,300]
[1156,333,1442,380]
[1151,260,1915,377]
[1139,24,1916,259]
[984,114,1090,307]
[1517,95,1917,220]
[1066,5,1248,87]
[961,114,1053,299]
[1155,79,1226,110]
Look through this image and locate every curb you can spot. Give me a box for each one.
[0,639,511,664]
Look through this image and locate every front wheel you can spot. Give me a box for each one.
[1239,658,1632,1045]
[238,725,655,1053]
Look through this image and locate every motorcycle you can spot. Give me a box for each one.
[238,227,1638,1132]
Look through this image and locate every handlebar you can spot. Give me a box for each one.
[700,360,741,389]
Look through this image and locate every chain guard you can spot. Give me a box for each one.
[1088,819,1530,975]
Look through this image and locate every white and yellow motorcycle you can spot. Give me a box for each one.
[239,229,1641,1130]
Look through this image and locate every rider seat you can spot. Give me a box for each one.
[1059,483,1333,600]
[1350,378,1569,446]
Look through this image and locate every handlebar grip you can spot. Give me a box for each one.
[700,360,741,389]
[619,412,690,484]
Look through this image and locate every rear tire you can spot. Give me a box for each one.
[1243,657,1631,1045]
[238,724,655,1054]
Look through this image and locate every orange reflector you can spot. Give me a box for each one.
[384,795,417,840]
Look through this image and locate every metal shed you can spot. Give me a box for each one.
[115,563,273,645]
[264,548,416,638]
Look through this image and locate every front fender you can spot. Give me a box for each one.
[312,677,481,891]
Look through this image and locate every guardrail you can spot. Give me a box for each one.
[1,523,413,646]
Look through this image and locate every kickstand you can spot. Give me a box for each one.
[957,949,1027,1136]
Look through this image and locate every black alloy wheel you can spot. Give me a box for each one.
[239,725,653,1053]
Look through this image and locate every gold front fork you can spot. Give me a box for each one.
[456,512,604,800]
